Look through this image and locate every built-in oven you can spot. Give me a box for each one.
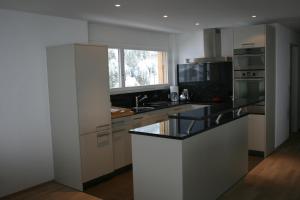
[233,47,265,71]
[234,70,265,114]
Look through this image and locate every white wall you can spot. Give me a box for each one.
[174,30,205,64]
[0,9,88,197]
[89,22,174,86]
[172,28,234,64]
[89,22,170,51]
[271,23,300,147]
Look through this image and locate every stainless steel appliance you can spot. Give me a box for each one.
[233,47,265,114]
[191,28,231,63]
[234,70,265,113]
[233,48,265,70]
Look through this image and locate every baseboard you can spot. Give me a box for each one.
[83,164,132,190]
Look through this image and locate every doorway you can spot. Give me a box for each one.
[290,44,300,134]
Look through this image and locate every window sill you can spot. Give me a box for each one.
[110,84,170,95]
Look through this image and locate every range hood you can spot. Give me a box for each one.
[192,28,231,63]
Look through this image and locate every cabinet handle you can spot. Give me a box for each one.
[97,124,110,128]
[113,129,126,134]
[241,42,255,46]
[97,133,110,146]
[96,124,110,131]
[97,132,110,137]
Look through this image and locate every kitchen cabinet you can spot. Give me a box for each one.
[248,114,266,154]
[234,25,266,49]
[113,128,132,170]
[80,129,113,183]
[47,44,112,191]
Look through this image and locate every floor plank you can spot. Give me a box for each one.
[1,182,101,200]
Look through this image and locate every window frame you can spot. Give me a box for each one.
[108,47,170,94]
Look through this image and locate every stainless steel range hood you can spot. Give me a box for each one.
[192,28,231,63]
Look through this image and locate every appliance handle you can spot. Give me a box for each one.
[234,54,264,57]
[234,78,264,81]
[241,42,255,46]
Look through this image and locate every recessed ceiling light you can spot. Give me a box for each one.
[163,15,168,18]
[115,4,121,7]
[195,22,200,26]
[252,15,257,18]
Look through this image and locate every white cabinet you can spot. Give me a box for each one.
[112,128,132,170]
[47,44,112,191]
[75,45,111,135]
[80,131,114,183]
[234,25,266,49]
[248,114,266,153]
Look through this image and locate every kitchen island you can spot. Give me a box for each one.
[129,99,263,200]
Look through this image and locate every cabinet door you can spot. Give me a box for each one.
[113,129,132,170]
[248,114,266,152]
[75,45,111,135]
[234,25,266,49]
[80,132,114,183]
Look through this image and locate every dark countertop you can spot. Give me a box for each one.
[129,97,264,140]
[131,101,188,114]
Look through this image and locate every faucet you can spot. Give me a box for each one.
[135,95,148,108]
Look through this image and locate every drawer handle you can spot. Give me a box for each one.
[241,42,255,46]
[97,133,110,146]
[133,117,143,120]
[97,132,110,137]
[96,124,110,132]
[97,124,110,128]
[113,129,126,134]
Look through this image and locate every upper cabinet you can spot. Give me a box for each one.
[234,25,266,49]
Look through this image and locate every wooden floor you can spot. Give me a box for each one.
[1,182,101,200]
[3,134,300,200]
[219,134,300,200]
[85,171,133,200]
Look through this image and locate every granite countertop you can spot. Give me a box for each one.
[129,97,265,140]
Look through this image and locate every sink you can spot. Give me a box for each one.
[131,106,155,112]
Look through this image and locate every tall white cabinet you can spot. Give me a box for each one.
[234,25,275,156]
[47,44,113,191]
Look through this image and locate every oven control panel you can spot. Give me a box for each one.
[234,70,265,79]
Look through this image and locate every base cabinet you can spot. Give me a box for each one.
[80,132,114,183]
[112,129,132,170]
[248,114,266,154]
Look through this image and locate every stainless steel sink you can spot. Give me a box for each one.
[131,106,155,112]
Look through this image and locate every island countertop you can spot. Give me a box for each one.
[129,97,264,140]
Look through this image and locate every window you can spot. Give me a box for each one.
[108,48,121,88]
[108,48,168,90]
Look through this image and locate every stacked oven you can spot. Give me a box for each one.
[233,47,265,114]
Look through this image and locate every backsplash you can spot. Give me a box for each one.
[110,89,170,108]
[179,82,232,103]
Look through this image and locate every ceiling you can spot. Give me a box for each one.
[1,0,300,33]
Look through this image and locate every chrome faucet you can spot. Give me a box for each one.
[135,95,148,108]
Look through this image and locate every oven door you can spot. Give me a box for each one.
[234,78,265,114]
[234,54,265,70]
[233,48,265,70]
